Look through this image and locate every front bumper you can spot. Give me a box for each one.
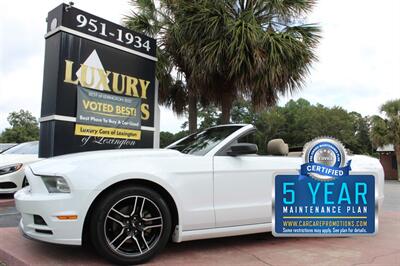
[0,168,24,194]
[15,181,86,246]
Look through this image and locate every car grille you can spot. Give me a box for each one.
[32,215,53,235]
[33,215,47,225]
[0,182,17,189]
[34,229,53,235]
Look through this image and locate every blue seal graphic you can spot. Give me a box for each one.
[300,137,351,181]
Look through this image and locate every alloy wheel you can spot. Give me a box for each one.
[103,196,163,257]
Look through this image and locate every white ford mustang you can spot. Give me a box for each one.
[15,125,384,264]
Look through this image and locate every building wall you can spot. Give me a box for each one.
[379,152,398,180]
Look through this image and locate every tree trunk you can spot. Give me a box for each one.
[395,144,400,181]
[188,93,197,133]
[220,91,233,124]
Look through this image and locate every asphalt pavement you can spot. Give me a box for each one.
[0,194,20,228]
[382,180,400,211]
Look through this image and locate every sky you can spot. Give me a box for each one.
[0,0,399,133]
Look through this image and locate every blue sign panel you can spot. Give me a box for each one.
[273,174,375,236]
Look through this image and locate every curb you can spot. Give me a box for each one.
[0,199,15,208]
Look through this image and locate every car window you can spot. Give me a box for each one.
[238,131,257,145]
[2,142,39,155]
[0,143,17,153]
[216,130,259,156]
[168,126,243,155]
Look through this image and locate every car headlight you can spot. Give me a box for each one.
[0,163,23,175]
[41,176,70,193]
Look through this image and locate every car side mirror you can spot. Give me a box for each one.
[227,143,258,156]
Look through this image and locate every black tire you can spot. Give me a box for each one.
[90,186,172,265]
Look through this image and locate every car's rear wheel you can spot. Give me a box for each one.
[90,186,172,265]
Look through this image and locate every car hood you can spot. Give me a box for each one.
[0,154,40,167]
[29,148,183,175]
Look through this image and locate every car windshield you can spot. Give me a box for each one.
[0,143,16,152]
[167,126,242,155]
[2,142,38,155]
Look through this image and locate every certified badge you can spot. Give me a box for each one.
[273,136,376,237]
[301,137,351,181]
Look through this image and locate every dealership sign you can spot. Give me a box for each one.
[273,138,377,236]
[39,3,158,157]
[75,86,142,140]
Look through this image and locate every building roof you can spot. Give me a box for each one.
[377,144,394,152]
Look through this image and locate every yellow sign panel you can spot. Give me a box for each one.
[75,124,141,140]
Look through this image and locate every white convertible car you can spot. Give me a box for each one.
[15,125,384,264]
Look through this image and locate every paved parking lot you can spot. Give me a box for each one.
[0,181,399,265]
[0,194,19,228]
[382,181,400,211]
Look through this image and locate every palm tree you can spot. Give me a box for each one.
[124,0,199,132]
[371,99,400,180]
[175,0,321,123]
[125,0,320,126]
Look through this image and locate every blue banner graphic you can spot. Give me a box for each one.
[273,174,375,236]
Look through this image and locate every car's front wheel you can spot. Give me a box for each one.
[90,186,172,265]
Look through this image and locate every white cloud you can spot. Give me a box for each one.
[0,0,399,133]
[279,0,400,115]
[0,55,43,129]
[0,0,130,130]
[159,106,186,132]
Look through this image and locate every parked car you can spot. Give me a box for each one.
[0,143,17,152]
[15,125,384,264]
[0,141,40,194]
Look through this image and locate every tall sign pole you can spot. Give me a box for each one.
[39,3,158,158]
